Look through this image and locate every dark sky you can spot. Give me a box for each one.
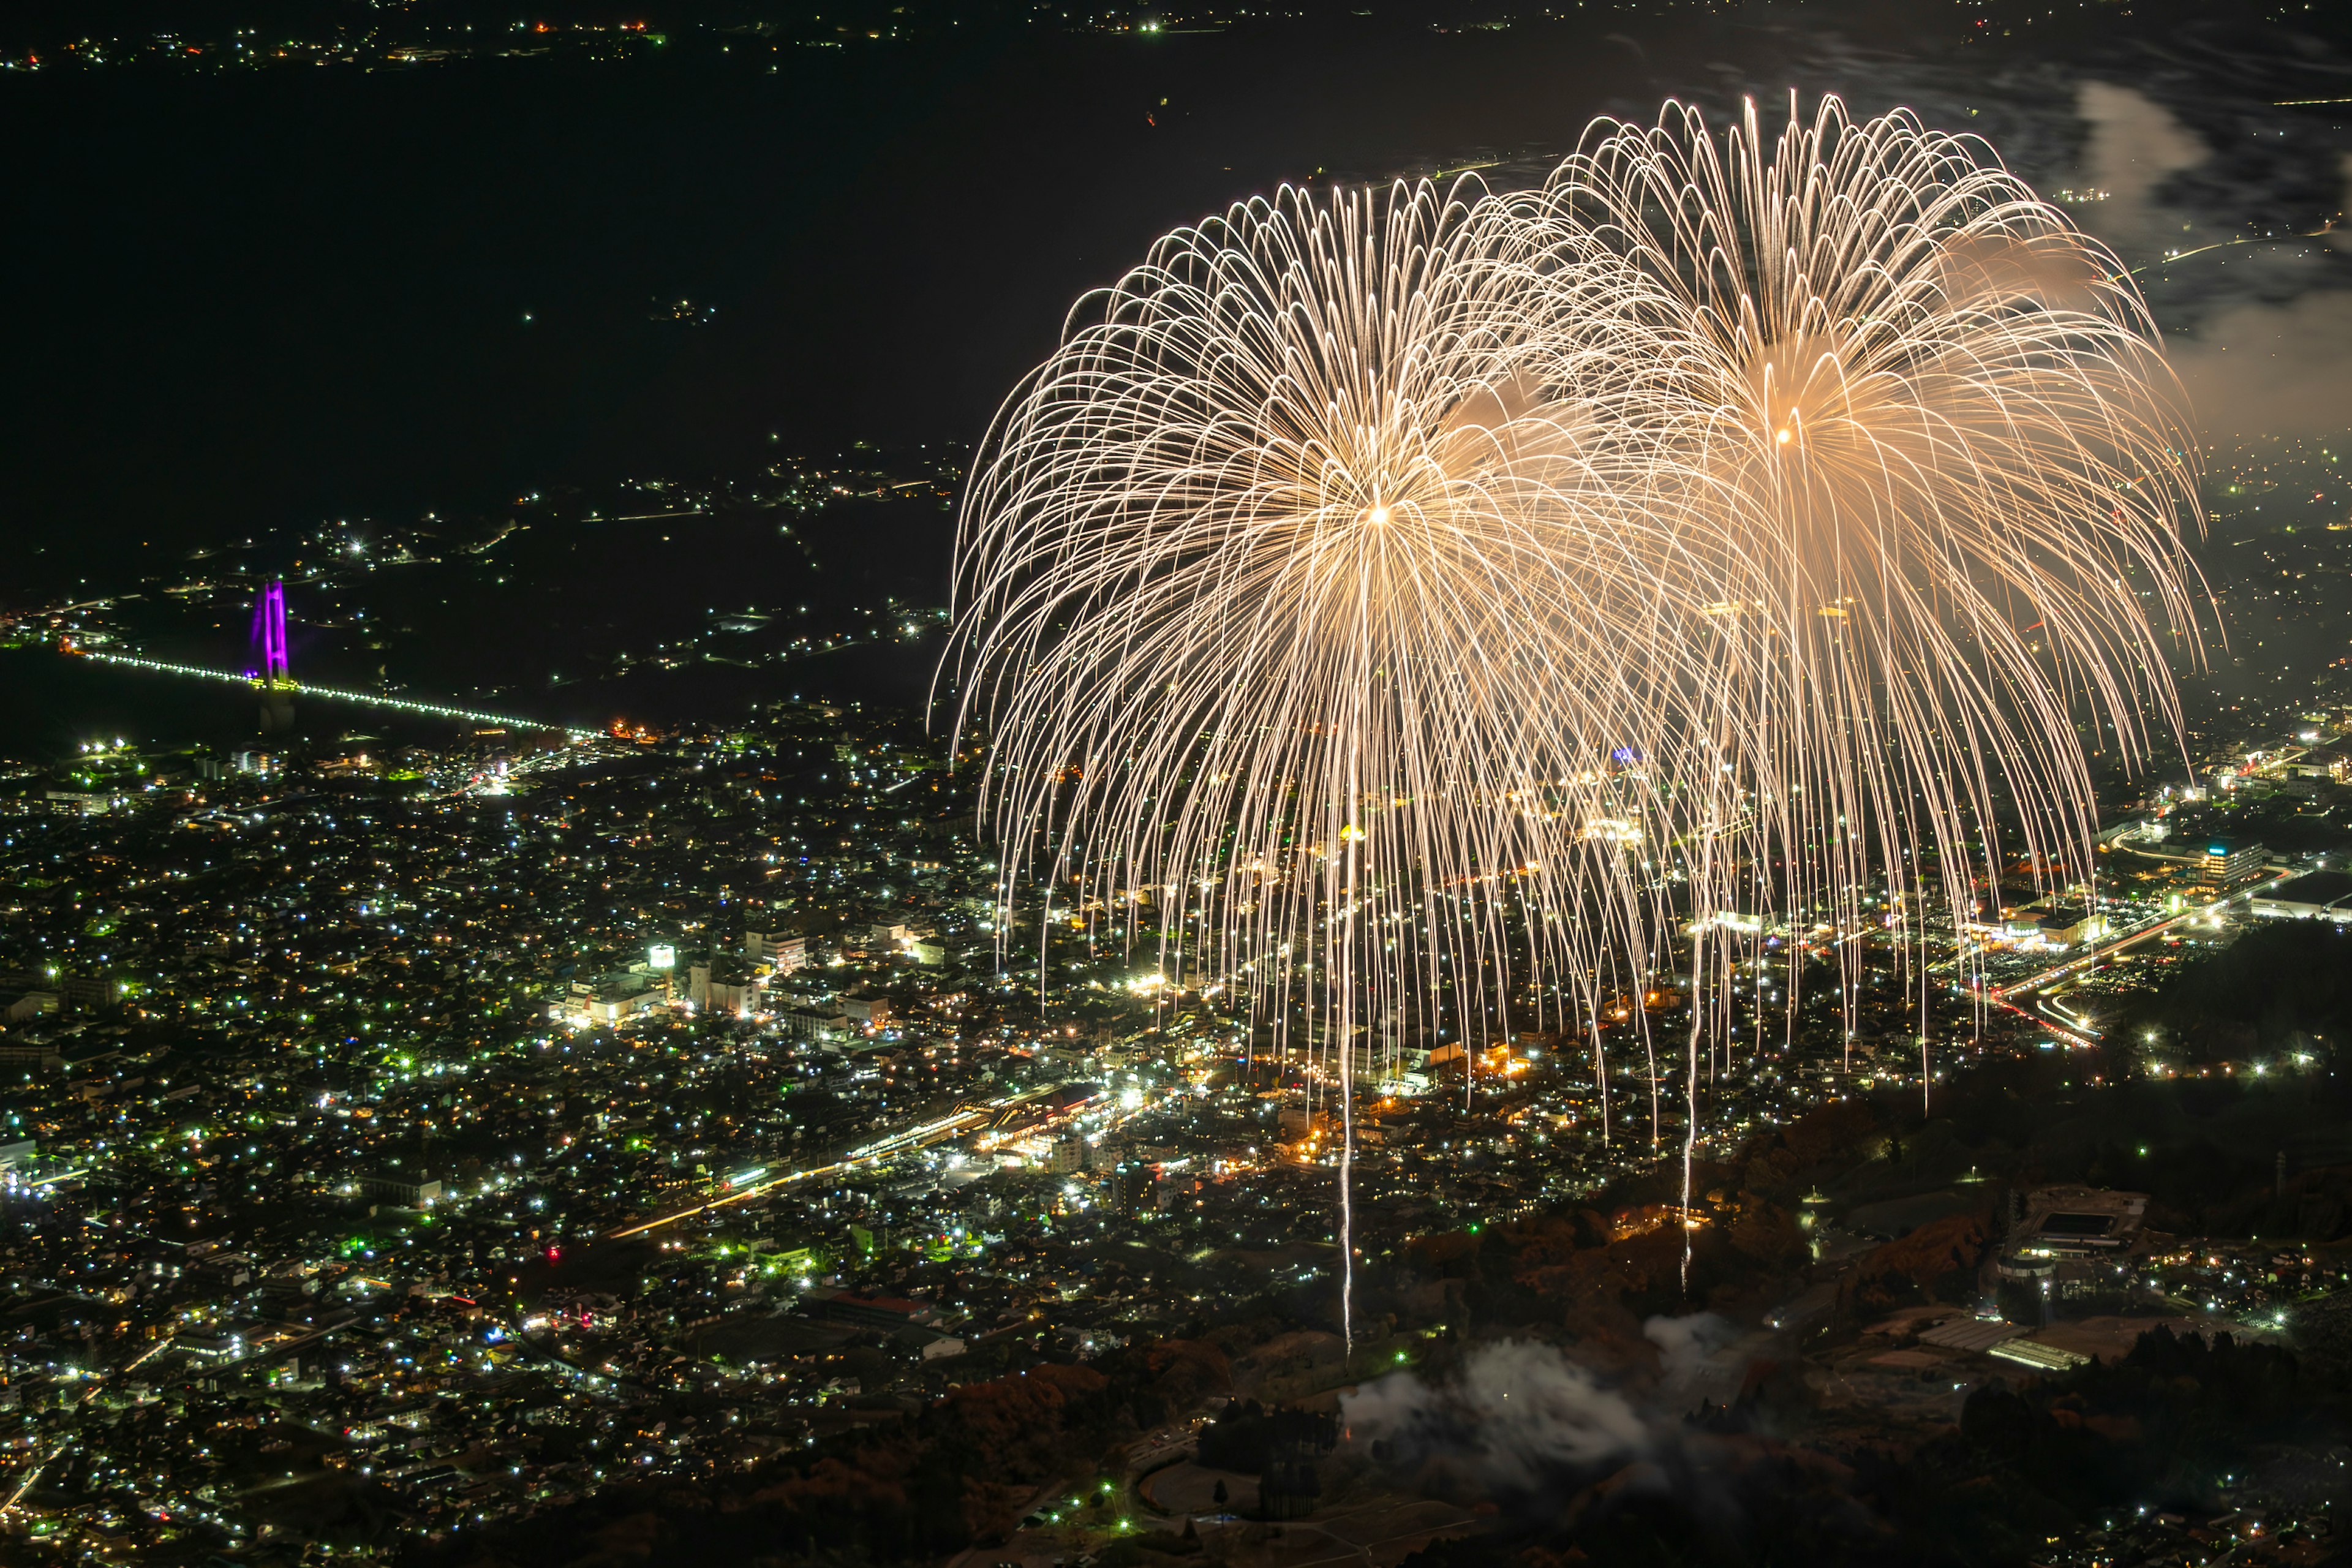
[4,1,2351,569]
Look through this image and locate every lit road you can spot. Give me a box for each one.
[602,1080,1110,1241]
[0,1442,68,1520]
[1983,867,2297,1038]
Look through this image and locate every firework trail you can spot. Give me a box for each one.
[1529,99,2203,1256]
[946,96,2204,1328]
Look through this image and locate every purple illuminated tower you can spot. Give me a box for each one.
[252,580,295,733]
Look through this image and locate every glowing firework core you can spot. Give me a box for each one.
[946,95,2203,1334]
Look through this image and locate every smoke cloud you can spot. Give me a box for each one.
[1341,1317,1733,1494]
[2075,80,2209,252]
[1643,1310,1736,1389]
[1343,1340,1649,1491]
[2168,288,2352,440]
[2073,84,2352,442]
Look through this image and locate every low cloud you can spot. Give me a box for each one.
[1344,1339,1649,1492]
[1643,1310,1736,1387]
[2076,80,2209,249]
[2071,86,2352,442]
[1340,1317,1733,1496]
[2168,288,2352,440]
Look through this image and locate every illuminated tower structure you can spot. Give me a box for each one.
[252,579,296,733]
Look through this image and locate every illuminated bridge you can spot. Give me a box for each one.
[61,577,598,739]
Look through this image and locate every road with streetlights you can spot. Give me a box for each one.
[1980,865,2300,1044]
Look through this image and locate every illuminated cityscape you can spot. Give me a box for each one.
[4,2,2352,1567]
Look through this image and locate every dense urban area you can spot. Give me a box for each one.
[0,428,2348,1567]
[10,0,2352,1555]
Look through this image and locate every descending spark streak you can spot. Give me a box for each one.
[945,96,2204,1333]
[1534,96,2202,1082]
[945,177,1700,1343]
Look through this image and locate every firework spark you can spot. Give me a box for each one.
[945,96,2204,1329]
[1528,99,2203,1246]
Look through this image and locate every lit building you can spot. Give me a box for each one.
[2251,870,2352,922]
[2200,839,2267,890]
[744,928,807,971]
[2034,907,2099,948]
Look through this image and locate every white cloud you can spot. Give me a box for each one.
[2168,288,2352,439]
[2071,86,2352,440]
[2075,80,2207,249]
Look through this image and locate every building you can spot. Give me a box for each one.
[2008,1185,2149,1259]
[565,976,663,1027]
[0,989,61,1024]
[0,1041,62,1072]
[803,1290,940,1331]
[837,992,892,1030]
[2201,839,2268,890]
[58,973,116,1010]
[688,959,759,1017]
[178,1331,248,1360]
[744,929,808,972]
[2035,907,2098,947]
[2252,870,2352,923]
[1109,1159,1154,1215]
[1958,883,2059,941]
[703,977,756,1016]
[777,1008,850,1041]
[2002,1185,2152,1303]
[2003,1185,2154,1306]
[358,1170,444,1207]
[588,990,660,1025]
[43,789,117,816]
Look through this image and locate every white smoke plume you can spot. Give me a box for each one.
[2074,83,2352,443]
[1642,1311,1736,1390]
[1342,1319,1733,1494]
[2075,80,2209,252]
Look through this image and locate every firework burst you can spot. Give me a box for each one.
[1531,101,2201,1189]
[946,96,2204,1327]
[948,177,1721,1335]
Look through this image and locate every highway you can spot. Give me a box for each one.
[603,1109,993,1240]
[600,1067,1176,1242]
[601,1081,1090,1241]
[1990,867,2294,1005]
[1981,865,2299,1043]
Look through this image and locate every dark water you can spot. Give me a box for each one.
[0,488,957,751]
[0,635,946,755]
[0,648,277,753]
[12,2,2286,562]
[5,3,2349,752]
[2,22,1665,563]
